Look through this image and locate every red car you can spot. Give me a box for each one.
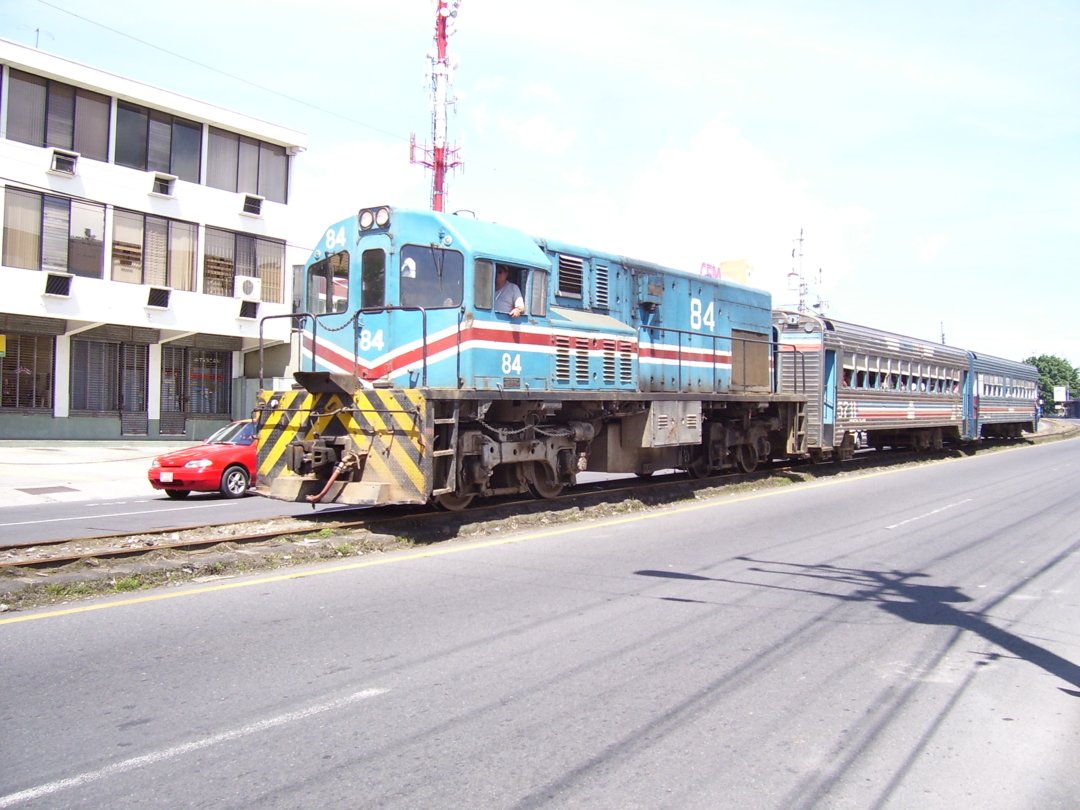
[148,420,257,499]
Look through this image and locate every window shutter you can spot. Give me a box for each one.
[41,196,70,275]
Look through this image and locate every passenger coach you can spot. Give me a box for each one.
[774,310,1037,457]
[965,353,1038,439]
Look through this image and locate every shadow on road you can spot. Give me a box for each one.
[636,545,1080,697]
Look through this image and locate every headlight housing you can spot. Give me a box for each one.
[358,206,391,231]
[184,459,213,469]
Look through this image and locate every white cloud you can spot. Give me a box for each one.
[518,118,874,304]
[503,112,578,158]
[915,234,949,264]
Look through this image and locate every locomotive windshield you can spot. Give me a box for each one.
[400,245,463,308]
[360,249,385,309]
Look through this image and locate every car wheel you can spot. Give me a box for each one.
[220,465,250,498]
[165,490,190,500]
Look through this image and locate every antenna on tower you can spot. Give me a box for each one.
[786,228,828,314]
[411,0,464,212]
[786,228,808,313]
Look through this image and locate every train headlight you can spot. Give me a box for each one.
[358,206,391,230]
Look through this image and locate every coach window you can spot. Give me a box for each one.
[400,245,463,308]
[361,249,385,309]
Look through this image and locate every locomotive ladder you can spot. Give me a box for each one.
[430,402,462,497]
[792,402,808,454]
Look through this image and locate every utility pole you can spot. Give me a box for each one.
[411,0,463,212]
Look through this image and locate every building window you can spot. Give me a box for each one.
[70,339,147,413]
[203,226,284,302]
[0,333,54,410]
[114,102,201,182]
[2,188,105,278]
[111,209,196,290]
[5,69,110,161]
[161,345,233,417]
[206,127,288,203]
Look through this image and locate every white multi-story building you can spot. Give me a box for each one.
[0,39,306,440]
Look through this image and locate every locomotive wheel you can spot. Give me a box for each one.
[434,491,475,511]
[686,453,711,479]
[526,461,564,499]
[735,443,759,473]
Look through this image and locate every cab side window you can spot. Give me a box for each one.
[530,270,548,317]
[475,259,495,310]
[306,251,349,315]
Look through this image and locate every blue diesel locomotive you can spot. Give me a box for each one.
[255,206,806,508]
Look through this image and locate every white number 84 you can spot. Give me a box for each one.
[501,353,522,374]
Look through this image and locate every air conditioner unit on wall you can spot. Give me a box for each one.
[234,276,262,301]
[241,194,264,216]
[44,272,73,297]
[49,149,79,175]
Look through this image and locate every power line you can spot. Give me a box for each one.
[34,0,409,143]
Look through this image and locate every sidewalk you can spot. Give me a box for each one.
[0,440,195,507]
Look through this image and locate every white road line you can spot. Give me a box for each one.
[885,498,973,530]
[0,502,225,528]
[0,688,388,808]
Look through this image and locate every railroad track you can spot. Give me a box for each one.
[0,467,779,570]
[2,434,1063,572]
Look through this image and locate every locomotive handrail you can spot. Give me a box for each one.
[636,325,786,393]
[257,311,317,392]
[256,310,361,390]
[257,306,431,390]
[355,305,429,387]
[773,341,807,394]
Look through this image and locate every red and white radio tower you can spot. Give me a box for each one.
[411,0,463,212]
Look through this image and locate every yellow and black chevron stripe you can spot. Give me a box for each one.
[255,388,431,504]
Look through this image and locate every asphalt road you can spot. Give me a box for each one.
[1,438,1077,808]
[0,470,633,547]
[0,491,322,547]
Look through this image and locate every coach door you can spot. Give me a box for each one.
[822,349,837,446]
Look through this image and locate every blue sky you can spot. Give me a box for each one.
[3,0,1077,365]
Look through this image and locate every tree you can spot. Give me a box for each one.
[1023,354,1080,410]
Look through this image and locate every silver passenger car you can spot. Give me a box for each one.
[774,310,969,459]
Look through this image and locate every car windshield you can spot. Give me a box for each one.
[205,421,256,445]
